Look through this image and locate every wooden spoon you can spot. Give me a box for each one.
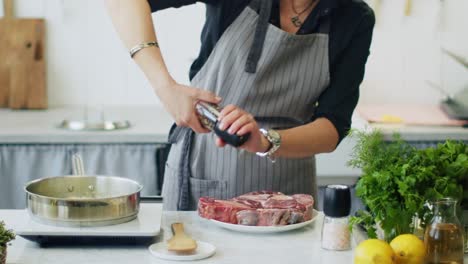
[167,223,197,254]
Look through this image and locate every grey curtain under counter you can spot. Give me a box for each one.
[0,143,169,209]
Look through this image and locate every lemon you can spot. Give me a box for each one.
[390,234,426,264]
[354,239,396,264]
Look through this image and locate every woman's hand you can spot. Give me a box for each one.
[215,104,270,153]
[158,79,222,133]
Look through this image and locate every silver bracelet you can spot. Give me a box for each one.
[129,41,159,58]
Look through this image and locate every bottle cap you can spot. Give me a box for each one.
[323,185,351,217]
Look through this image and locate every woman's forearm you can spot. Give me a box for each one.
[275,118,339,158]
[105,0,221,132]
[104,0,173,90]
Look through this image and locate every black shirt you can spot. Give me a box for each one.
[148,0,375,144]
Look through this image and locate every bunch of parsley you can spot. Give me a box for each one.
[348,130,468,241]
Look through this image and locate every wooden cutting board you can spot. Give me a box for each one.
[0,0,13,107]
[0,0,46,109]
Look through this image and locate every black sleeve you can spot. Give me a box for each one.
[314,8,375,145]
[147,0,217,12]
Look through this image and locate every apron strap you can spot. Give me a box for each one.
[168,123,184,144]
[168,125,194,211]
[245,0,272,73]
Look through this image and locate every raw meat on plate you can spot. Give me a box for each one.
[198,191,314,226]
[232,191,280,208]
[235,208,305,226]
[198,197,253,224]
[262,194,298,209]
[292,194,314,220]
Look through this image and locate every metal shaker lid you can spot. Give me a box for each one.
[323,185,351,217]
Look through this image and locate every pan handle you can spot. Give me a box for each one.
[72,154,86,176]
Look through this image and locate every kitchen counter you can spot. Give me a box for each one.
[3,209,468,264]
[1,106,466,145]
[370,123,468,142]
[0,106,174,144]
[1,106,466,189]
[1,209,361,264]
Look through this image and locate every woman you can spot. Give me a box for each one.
[105,0,375,210]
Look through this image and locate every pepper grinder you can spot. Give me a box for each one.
[321,185,351,251]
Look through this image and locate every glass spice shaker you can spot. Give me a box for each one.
[321,185,351,251]
[424,198,464,264]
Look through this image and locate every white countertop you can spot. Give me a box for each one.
[0,105,466,144]
[0,106,174,144]
[2,209,360,264]
[0,106,468,144]
[3,209,467,264]
[370,123,468,142]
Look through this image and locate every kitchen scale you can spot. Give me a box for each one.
[15,203,162,247]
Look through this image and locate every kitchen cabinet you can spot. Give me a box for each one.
[0,143,168,209]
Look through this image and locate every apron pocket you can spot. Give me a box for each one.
[189,177,227,208]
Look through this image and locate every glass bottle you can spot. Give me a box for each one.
[424,198,464,264]
[321,185,351,251]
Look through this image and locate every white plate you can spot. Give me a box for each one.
[209,209,319,233]
[149,241,216,261]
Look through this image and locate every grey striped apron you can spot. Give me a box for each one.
[162,0,331,210]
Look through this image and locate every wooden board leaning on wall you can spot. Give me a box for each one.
[0,0,47,109]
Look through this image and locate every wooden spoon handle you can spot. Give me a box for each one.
[171,223,185,236]
[3,0,13,19]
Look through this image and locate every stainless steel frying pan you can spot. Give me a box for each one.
[24,155,143,227]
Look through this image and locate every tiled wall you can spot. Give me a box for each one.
[3,0,467,107]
